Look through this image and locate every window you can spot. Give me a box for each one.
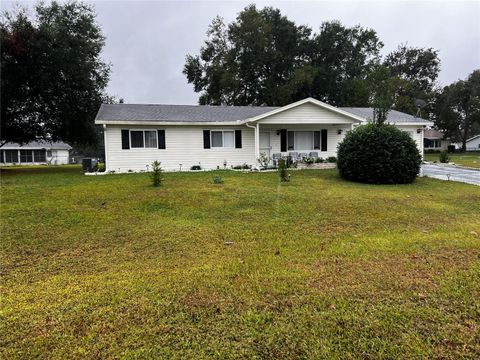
[33,150,46,162]
[314,132,321,150]
[211,131,235,148]
[5,150,18,163]
[20,150,33,163]
[424,139,441,148]
[223,131,235,147]
[287,131,294,150]
[295,131,314,151]
[144,131,157,148]
[130,130,158,148]
[131,131,144,148]
[47,150,52,157]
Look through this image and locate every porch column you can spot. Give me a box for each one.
[255,123,260,161]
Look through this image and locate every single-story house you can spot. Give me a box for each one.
[95,97,432,172]
[465,134,480,151]
[423,129,449,151]
[0,141,71,165]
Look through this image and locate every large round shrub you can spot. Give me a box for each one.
[337,123,421,184]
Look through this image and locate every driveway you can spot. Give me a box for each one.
[421,164,480,186]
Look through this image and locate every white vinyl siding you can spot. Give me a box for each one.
[105,125,255,172]
[257,102,357,124]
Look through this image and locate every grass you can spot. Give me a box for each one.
[424,152,480,168]
[1,165,479,358]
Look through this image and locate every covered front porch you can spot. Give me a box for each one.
[250,123,354,163]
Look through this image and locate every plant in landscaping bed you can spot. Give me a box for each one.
[150,161,163,187]
[232,163,251,170]
[315,157,324,163]
[257,153,270,170]
[278,158,290,182]
[439,151,449,163]
[337,123,421,184]
[212,175,224,184]
[190,165,202,171]
[326,156,337,163]
[303,156,315,165]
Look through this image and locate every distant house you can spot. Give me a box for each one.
[0,141,71,165]
[466,134,480,151]
[95,97,432,172]
[423,129,449,151]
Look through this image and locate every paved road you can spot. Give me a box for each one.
[421,164,480,186]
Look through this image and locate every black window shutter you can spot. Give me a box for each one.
[121,129,130,149]
[280,129,287,152]
[158,130,166,149]
[203,130,211,149]
[321,129,327,151]
[235,130,242,148]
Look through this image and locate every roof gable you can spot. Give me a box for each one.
[247,98,364,124]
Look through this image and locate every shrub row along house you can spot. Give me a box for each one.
[0,141,71,165]
[95,98,432,172]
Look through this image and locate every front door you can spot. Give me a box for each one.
[259,132,271,159]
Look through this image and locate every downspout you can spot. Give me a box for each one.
[245,121,258,169]
[103,124,108,172]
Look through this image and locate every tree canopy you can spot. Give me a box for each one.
[1,1,110,146]
[184,4,441,116]
[184,5,383,107]
[434,70,480,150]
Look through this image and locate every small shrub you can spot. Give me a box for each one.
[150,161,163,187]
[150,160,163,187]
[447,145,456,153]
[326,156,337,163]
[212,175,223,184]
[278,158,290,182]
[303,156,315,165]
[190,165,201,171]
[337,123,421,184]
[439,150,449,163]
[315,157,324,163]
[258,153,270,169]
[233,163,251,170]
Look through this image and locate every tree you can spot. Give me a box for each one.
[1,1,110,147]
[434,70,480,151]
[366,66,394,124]
[184,5,383,107]
[384,45,440,116]
[304,20,383,106]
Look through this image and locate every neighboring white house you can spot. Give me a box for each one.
[0,141,71,165]
[465,134,480,151]
[424,129,450,151]
[95,97,432,172]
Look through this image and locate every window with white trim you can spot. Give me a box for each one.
[130,130,157,148]
[211,130,235,148]
[20,150,33,163]
[287,131,322,151]
[5,150,18,163]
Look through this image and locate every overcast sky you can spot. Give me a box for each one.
[3,0,480,104]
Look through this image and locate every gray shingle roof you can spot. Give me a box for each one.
[95,103,431,124]
[340,108,431,124]
[2,141,72,150]
[96,104,277,122]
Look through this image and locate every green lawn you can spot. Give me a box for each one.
[1,166,479,358]
[424,152,480,168]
